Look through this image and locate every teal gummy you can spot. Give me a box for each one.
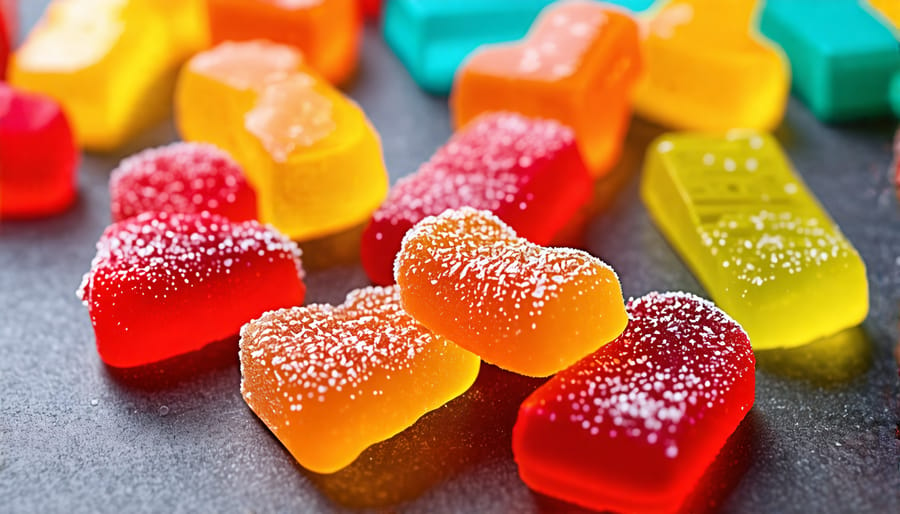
[760,0,900,122]
[383,0,654,96]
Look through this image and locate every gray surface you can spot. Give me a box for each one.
[2,4,900,514]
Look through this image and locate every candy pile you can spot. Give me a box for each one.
[2,0,892,512]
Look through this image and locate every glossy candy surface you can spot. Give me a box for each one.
[361,112,593,286]
[10,0,208,151]
[641,131,869,349]
[513,291,756,514]
[451,1,642,175]
[395,207,627,377]
[383,0,557,94]
[176,41,389,241]
[110,142,257,222]
[634,0,789,131]
[0,84,78,218]
[0,0,13,79]
[239,285,480,474]
[78,211,306,368]
[760,0,900,122]
[206,0,360,84]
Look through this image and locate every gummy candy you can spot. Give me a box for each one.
[513,291,755,514]
[760,0,900,122]
[451,1,642,175]
[641,131,869,350]
[383,0,557,94]
[361,112,593,286]
[176,40,389,241]
[361,0,380,18]
[110,142,257,222]
[239,285,480,474]
[0,0,13,79]
[78,211,306,368]
[205,0,360,84]
[0,84,78,218]
[633,0,789,131]
[394,207,627,377]
[10,0,208,151]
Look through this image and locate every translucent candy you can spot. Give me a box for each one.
[383,0,557,94]
[451,1,642,176]
[205,0,360,84]
[634,0,789,131]
[361,112,593,286]
[394,207,627,377]
[110,142,257,222]
[239,285,480,473]
[760,0,899,122]
[0,83,78,218]
[641,131,869,349]
[176,41,389,241]
[78,211,306,368]
[10,0,208,151]
[360,0,380,18]
[0,0,13,79]
[513,291,756,514]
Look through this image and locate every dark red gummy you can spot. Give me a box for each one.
[0,0,11,79]
[361,112,593,285]
[78,211,306,368]
[109,142,257,222]
[0,83,78,218]
[361,0,380,18]
[513,291,756,514]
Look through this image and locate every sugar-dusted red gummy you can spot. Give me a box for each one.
[109,142,257,222]
[0,83,78,218]
[513,291,756,514]
[78,211,306,368]
[361,112,592,285]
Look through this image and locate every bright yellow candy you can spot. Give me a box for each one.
[634,0,789,131]
[868,0,900,29]
[641,131,868,350]
[10,0,208,151]
[176,41,389,241]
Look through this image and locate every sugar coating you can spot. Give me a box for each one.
[241,286,446,410]
[373,112,575,224]
[188,39,303,91]
[77,211,303,306]
[396,207,612,330]
[109,142,256,222]
[529,291,752,452]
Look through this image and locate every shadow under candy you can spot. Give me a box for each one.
[754,326,873,388]
[103,335,240,393]
[304,364,547,509]
[296,221,366,271]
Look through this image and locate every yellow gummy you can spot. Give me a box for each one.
[868,0,900,31]
[641,131,868,350]
[176,41,389,241]
[9,0,208,151]
[633,0,789,131]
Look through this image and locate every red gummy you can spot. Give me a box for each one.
[78,211,306,368]
[109,142,258,222]
[0,0,12,79]
[361,0,380,18]
[0,83,78,218]
[361,112,593,285]
[513,291,756,513]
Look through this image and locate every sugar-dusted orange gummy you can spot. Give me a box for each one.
[239,285,480,474]
[394,207,627,377]
[451,1,641,176]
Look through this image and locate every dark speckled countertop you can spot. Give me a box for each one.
[2,2,899,513]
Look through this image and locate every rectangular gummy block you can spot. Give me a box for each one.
[383,0,557,94]
[10,0,208,151]
[760,0,900,122]
[640,131,869,350]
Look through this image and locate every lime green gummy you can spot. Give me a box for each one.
[641,131,869,350]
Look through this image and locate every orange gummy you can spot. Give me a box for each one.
[451,1,642,176]
[239,285,481,474]
[205,0,360,84]
[395,207,628,377]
